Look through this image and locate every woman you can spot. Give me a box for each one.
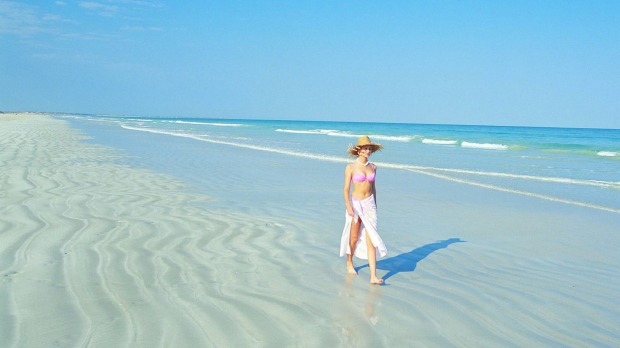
[340,136,387,284]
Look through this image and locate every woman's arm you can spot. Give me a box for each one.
[343,164,354,216]
[372,165,377,204]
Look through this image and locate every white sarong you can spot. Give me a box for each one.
[339,194,387,260]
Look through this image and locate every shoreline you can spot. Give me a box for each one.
[2,113,619,346]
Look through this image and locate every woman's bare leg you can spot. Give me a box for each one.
[366,230,383,284]
[347,217,361,275]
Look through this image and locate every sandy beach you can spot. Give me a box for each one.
[1,113,619,347]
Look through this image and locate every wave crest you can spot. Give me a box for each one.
[422,139,458,145]
[461,142,508,150]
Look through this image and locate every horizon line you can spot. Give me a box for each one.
[2,110,619,131]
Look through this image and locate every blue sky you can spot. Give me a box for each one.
[1,1,619,128]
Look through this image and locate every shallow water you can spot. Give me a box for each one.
[63,114,620,214]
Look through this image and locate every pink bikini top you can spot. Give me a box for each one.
[352,172,376,183]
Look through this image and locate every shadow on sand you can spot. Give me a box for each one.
[357,238,465,282]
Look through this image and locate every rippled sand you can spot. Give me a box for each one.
[1,113,619,347]
[0,114,336,346]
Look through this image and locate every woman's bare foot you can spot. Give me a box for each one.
[370,277,384,285]
[347,261,358,275]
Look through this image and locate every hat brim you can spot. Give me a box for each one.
[347,143,384,156]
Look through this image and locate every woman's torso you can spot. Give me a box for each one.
[350,163,376,200]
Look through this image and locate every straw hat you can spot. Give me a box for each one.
[347,136,384,156]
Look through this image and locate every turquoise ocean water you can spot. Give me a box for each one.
[59,113,619,213]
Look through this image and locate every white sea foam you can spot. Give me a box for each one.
[275,129,340,135]
[369,134,416,142]
[597,151,617,157]
[462,141,508,150]
[275,129,365,139]
[324,131,359,138]
[275,129,415,142]
[422,139,458,145]
[126,118,155,122]
[167,120,245,127]
[70,115,137,125]
[120,125,346,163]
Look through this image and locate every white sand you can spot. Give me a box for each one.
[1,113,619,347]
[0,113,333,346]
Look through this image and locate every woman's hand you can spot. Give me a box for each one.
[346,205,354,217]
